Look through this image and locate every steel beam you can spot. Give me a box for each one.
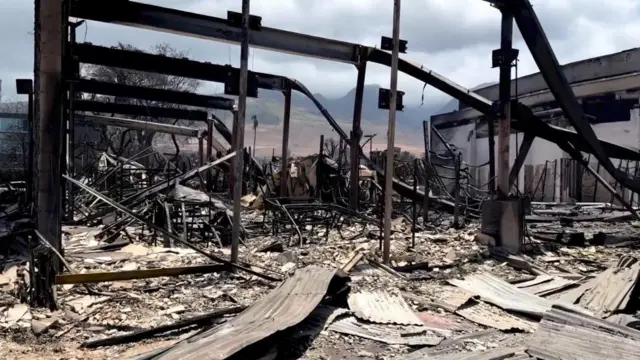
[75,79,235,110]
[73,43,287,91]
[69,0,359,64]
[509,133,534,189]
[73,99,208,121]
[75,114,200,137]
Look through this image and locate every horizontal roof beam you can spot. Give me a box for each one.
[73,99,209,121]
[69,0,359,64]
[73,43,288,92]
[75,79,235,111]
[76,114,201,137]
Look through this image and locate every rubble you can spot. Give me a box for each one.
[2,145,640,360]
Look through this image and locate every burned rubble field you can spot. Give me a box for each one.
[3,201,640,360]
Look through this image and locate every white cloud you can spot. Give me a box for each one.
[1,0,639,106]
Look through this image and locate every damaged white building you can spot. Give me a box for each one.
[430,47,640,203]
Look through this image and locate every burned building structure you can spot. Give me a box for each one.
[4,1,640,358]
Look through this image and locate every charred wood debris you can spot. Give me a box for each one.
[2,137,640,360]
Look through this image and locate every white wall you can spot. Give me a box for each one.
[439,100,640,201]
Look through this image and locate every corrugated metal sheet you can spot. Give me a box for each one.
[448,273,589,318]
[404,330,497,360]
[518,277,575,297]
[527,306,640,360]
[428,347,527,360]
[288,305,351,339]
[578,255,640,317]
[328,315,443,346]
[348,290,422,325]
[152,266,337,360]
[455,300,536,332]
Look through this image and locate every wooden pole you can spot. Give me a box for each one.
[231,0,250,264]
[383,0,401,264]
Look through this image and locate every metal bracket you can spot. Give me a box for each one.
[491,48,519,68]
[380,36,407,54]
[226,11,262,30]
[377,88,405,111]
[224,67,259,98]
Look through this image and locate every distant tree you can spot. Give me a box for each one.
[83,42,202,163]
[323,138,339,160]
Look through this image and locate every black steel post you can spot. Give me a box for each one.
[422,121,430,225]
[411,158,417,247]
[487,116,496,194]
[453,153,461,228]
[280,85,291,197]
[26,91,34,206]
[497,10,514,198]
[349,52,367,209]
[318,134,324,200]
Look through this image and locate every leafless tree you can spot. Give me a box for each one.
[82,42,202,165]
[323,138,339,160]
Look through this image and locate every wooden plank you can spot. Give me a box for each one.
[55,264,228,284]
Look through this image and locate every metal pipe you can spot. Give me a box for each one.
[383,0,401,264]
[280,85,292,197]
[231,0,250,265]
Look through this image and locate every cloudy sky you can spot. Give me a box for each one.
[1,0,639,105]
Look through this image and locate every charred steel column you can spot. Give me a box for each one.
[486,116,496,194]
[34,0,63,307]
[349,51,368,209]
[497,10,513,197]
[206,120,213,191]
[280,84,292,197]
[231,0,250,265]
[383,0,401,264]
[198,134,204,166]
[422,120,430,225]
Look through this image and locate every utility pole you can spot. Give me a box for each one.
[33,0,63,308]
[231,0,250,265]
[383,0,401,264]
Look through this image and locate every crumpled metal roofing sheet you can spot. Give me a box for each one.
[328,315,443,346]
[455,300,536,332]
[578,255,640,317]
[403,330,498,360]
[348,290,422,325]
[405,345,527,360]
[448,273,589,318]
[152,266,337,360]
[527,306,640,360]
